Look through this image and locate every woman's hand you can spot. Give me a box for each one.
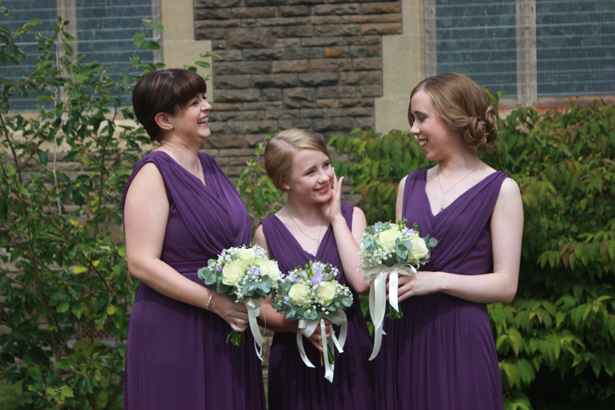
[393,271,445,302]
[306,318,332,351]
[320,170,343,224]
[210,292,249,332]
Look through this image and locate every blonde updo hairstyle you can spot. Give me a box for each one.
[408,72,497,152]
[264,128,330,191]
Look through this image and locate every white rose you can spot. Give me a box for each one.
[376,228,403,250]
[288,283,311,306]
[259,260,281,283]
[221,260,244,286]
[410,235,429,260]
[316,282,337,305]
[237,248,257,265]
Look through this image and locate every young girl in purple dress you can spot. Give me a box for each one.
[253,128,374,410]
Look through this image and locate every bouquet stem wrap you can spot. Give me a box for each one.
[244,298,264,360]
[296,310,348,383]
[365,263,416,360]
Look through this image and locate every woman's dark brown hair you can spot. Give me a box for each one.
[132,69,207,142]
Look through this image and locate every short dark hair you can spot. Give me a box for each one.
[132,69,207,141]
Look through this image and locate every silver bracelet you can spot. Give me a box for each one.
[206,291,214,310]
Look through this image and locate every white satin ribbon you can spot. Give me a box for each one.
[296,310,348,383]
[364,264,416,361]
[244,298,264,361]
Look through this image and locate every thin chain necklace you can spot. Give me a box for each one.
[287,207,325,245]
[437,159,479,213]
[163,146,202,180]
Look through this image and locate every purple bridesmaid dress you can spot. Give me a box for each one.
[122,151,265,410]
[374,169,509,410]
[262,203,375,410]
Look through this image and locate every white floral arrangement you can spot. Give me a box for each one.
[359,220,437,360]
[198,245,281,358]
[271,261,353,382]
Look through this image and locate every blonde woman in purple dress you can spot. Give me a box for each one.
[253,129,374,410]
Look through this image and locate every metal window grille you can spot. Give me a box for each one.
[0,0,161,112]
[425,0,615,105]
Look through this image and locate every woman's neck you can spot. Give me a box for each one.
[284,199,322,222]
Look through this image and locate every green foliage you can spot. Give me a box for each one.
[328,128,433,223]
[483,99,615,409]
[235,132,284,233]
[0,14,215,409]
[330,97,615,408]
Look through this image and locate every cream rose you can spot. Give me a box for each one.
[410,235,429,260]
[237,248,257,265]
[221,260,244,286]
[316,282,336,305]
[376,228,403,250]
[259,260,281,283]
[288,283,311,306]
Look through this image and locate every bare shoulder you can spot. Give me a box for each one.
[499,176,521,198]
[493,176,523,221]
[125,162,166,200]
[253,224,268,251]
[352,205,366,221]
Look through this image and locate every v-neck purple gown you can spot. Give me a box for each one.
[261,203,374,410]
[374,169,508,410]
[122,151,265,410]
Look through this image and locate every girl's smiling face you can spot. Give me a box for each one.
[285,148,334,203]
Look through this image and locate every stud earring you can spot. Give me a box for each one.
[284,186,289,191]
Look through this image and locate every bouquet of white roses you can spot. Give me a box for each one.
[359,220,437,360]
[271,261,353,383]
[198,244,281,359]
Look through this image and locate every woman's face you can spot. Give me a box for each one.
[409,89,458,161]
[285,148,334,203]
[168,93,212,142]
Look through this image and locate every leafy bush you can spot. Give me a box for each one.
[0,12,212,409]
[329,97,615,409]
[235,135,284,233]
[329,129,433,223]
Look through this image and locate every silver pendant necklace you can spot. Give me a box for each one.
[287,207,325,245]
[437,159,479,213]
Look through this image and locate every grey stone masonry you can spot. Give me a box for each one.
[194,1,402,176]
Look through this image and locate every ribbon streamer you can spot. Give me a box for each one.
[244,298,264,361]
[364,264,416,361]
[296,310,348,383]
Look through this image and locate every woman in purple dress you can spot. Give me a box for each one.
[375,72,524,409]
[253,129,374,409]
[122,69,265,409]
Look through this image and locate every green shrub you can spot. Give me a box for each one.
[329,96,615,409]
[235,134,284,233]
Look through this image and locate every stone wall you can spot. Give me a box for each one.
[193,0,402,177]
